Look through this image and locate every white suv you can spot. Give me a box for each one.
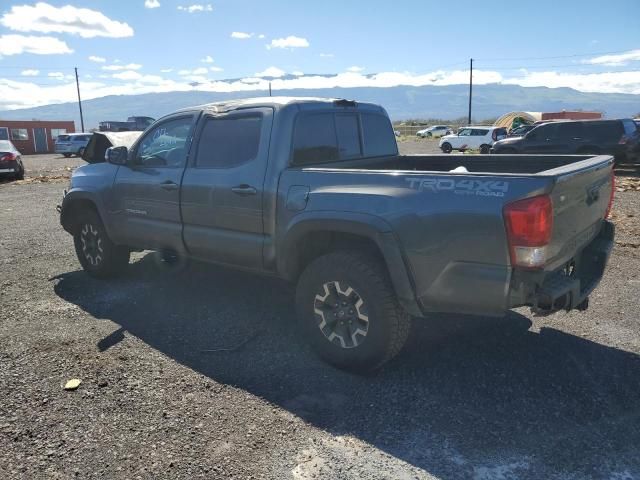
[439,126,508,154]
[416,125,451,138]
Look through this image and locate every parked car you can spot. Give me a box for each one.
[492,119,639,162]
[439,126,508,154]
[59,97,614,372]
[0,140,25,180]
[99,116,155,132]
[417,125,451,138]
[55,133,92,158]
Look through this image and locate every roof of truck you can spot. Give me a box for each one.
[179,96,385,114]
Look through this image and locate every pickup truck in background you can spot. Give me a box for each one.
[98,116,155,132]
[59,97,615,372]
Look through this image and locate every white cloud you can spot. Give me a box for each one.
[319,53,334,58]
[177,4,212,13]
[21,69,39,76]
[268,36,309,49]
[209,66,223,72]
[0,2,133,38]
[102,63,142,71]
[347,66,364,72]
[201,55,214,63]
[2,68,639,112]
[178,67,208,75]
[231,31,253,39]
[0,34,72,55]
[144,0,161,8]
[292,71,304,76]
[583,49,640,67]
[255,66,286,78]
[160,68,173,73]
[258,34,265,39]
[112,70,142,80]
[88,55,106,63]
[47,71,72,80]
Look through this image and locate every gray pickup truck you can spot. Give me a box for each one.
[59,97,615,372]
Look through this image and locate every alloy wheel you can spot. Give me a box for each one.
[313,281,369,348]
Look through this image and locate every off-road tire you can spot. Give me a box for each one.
[296,251,411,373]
[73,209,130,278]
[441,142,452,154]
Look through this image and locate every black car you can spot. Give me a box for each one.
[0,140,25,180]
[508,124,536,137]
[492,118,639,162]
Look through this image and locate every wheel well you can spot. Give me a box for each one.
[289,231,384,280]
[61,199,98,234]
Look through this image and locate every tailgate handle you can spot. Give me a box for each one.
[160,181,179,191]
[586,186,600,204]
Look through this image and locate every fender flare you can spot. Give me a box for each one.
[59,189,110,236]
[278,211,422,316]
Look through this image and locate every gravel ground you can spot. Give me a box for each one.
[1,153,639,479]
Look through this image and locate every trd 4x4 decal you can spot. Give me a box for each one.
[405,177,509,197]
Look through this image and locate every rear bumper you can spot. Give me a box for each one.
[0,161,19,174]
[508,220,614,314]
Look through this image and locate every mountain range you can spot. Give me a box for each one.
[1,83,638,129]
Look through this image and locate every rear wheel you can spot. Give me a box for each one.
[63,153,71,158]
[296,251,411,373]
[77,147,85,157]
[73,209,130,278]
[14,160,25,180]
[441,142,452,154]
[480,144,491,154]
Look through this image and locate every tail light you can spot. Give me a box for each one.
[605,170,615,219]
[0,153,16,162]
[503,195,553,268]
[492,130,498,141]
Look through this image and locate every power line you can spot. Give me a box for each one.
[475,48,637,62]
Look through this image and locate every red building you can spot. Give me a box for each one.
[541,111,602,121]
[0,120,76,155]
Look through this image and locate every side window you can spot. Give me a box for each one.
[361,113,397,157]
[622,119,637,136]
[195,115,263,168]
[292,113,339,165]
[135,116,193,168]
[472,129,489,136]
[458,128,472,136]
[557,122,583,139]
[335,114,361,158]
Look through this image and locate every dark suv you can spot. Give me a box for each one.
[492,119,638,162]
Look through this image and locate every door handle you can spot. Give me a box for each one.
[231,184,257,195]
[160,181,179,191]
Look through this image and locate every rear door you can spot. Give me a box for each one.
[181,108,273,269]
[111,114,196,250]
[554,122,584,153]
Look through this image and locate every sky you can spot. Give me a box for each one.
[0,0,639,110]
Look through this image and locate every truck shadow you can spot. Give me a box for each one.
[53,254,640,478]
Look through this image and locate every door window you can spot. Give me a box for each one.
[335,114,361,158]
[458,128,472,136]
[471,129,489,136]
[135,116,193,168]
[293,113,339,165]
[556,122,584,139]
[195,115,263,168]
[361,113,397,157]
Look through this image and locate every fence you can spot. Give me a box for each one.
[393,125,431,137]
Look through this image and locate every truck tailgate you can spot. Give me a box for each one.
[544,155,614,270]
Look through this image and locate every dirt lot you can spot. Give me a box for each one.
[1,152,639,479]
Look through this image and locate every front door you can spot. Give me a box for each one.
[110,114,195,250]
[522,123,559,153]
[181,108,273,269]
[34,127,48,152]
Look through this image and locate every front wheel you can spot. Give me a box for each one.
[441,142,452,154]
[63,153,71,158]
[426,132,432,138]
[296,251,411,373]
[77,147,85,157]
[73,209,130,278]
[480,144,491,154]
[14,160,25,180]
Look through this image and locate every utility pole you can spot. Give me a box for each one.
[468,58,473,125]
[269,81,272,97]
[74,67,85,132]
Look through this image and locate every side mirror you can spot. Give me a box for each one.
[106,146,129,165]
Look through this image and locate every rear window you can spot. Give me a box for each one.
[622,119,638,136]
[584,121,622,141]
[361,113,397,157]
[57,135,70,141]
[292,111,396,165]
[196,115,263,168]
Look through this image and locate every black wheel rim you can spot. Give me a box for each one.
[313,281,369,349]
[80,223,103,266]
